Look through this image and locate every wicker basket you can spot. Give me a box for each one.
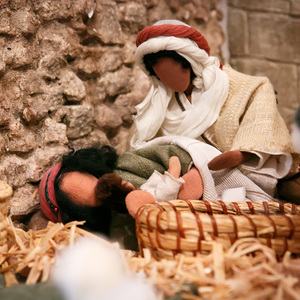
[135,200,300,259]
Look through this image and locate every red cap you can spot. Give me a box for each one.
[136,24,210,55]
[39,163,62,222]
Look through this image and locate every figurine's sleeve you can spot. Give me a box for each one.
[230,79,294,178]
[114,145,192,188]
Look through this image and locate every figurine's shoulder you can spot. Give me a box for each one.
[222,64,271,93]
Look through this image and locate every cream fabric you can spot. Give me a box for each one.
[203,65,294,180]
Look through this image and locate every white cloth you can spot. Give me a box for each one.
[131,29,229,148]
[140,170,185,202]
[138,136,276,202]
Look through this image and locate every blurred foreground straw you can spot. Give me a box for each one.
[0,217,299,299]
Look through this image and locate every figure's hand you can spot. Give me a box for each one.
[178,167,203,200]
[96,173,135,213]
[125,190,156,218]
[167,156,181,178]
[125,156,182,218]
[208,150,254,171]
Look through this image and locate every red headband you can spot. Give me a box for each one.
[136,24,210,55]
[39,163,62,223]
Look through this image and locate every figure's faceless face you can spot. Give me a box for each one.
[59,171,135,208]
[59,171,99,207]
[153,57,191,93]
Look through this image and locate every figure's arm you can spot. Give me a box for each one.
[210,75,293,177]
[208,150,255,170]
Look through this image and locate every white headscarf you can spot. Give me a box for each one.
[131,20,229,148]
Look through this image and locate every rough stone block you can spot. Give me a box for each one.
[22,107,37,125]
[122,42,136,64]
[113,94,136,125]
[9,184,40,217]
[90,1,125,44]
[9,0,27,10]
[291,0,300,15]
[110,127,131,155]
[0,135,5,155]
[27,145,69,182]
[147,1,175,24]
[0,0,10,8]
[4,37,37,68]
[202,11,226,59]
[60,70,86,102]
[118,2,147,33]
[248,12,300,63]
[63,105,94,139]
[7,120,36,153]
[0,9,15,35]
[228,0,289,13]
[95,104,122,130]
[39,118,68,144]
[18,70,45,95]
[228,8,248,56]
[32,0,74,21]
[98,48,123,74]
[38,53,67,80]
[37,23,81,59]
[96,67,132,97]
[45,88,65,113]
[11,10,40,36]
[68,130,110,152]
[0,155,28,187]
[0,92,10,126]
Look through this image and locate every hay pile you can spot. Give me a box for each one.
[0,218,299,299]
[0,180,299,299]
[126,239,300,299]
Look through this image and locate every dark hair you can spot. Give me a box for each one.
[58,146,118,178]
[54,146,119,235]
[143,50,196,81]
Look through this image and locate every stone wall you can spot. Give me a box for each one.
[0,0,225,219]
[228,0,300,128]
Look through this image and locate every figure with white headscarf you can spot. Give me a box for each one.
[130,20,299,201]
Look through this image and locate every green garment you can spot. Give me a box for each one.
[115,144,192,188]
[0,274,63,300]
[110,144,192,251]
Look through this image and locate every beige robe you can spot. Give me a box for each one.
[129,65,298,196]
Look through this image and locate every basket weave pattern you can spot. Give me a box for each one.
[136,200,300,259]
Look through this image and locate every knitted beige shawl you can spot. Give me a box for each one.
[204,65,294,154]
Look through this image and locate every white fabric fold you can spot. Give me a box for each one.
[140,170,185,202]
[139,136,276,202]
[131,34,229,148]
[241,150,292,179]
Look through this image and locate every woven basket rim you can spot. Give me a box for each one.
[136,200,300,258]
